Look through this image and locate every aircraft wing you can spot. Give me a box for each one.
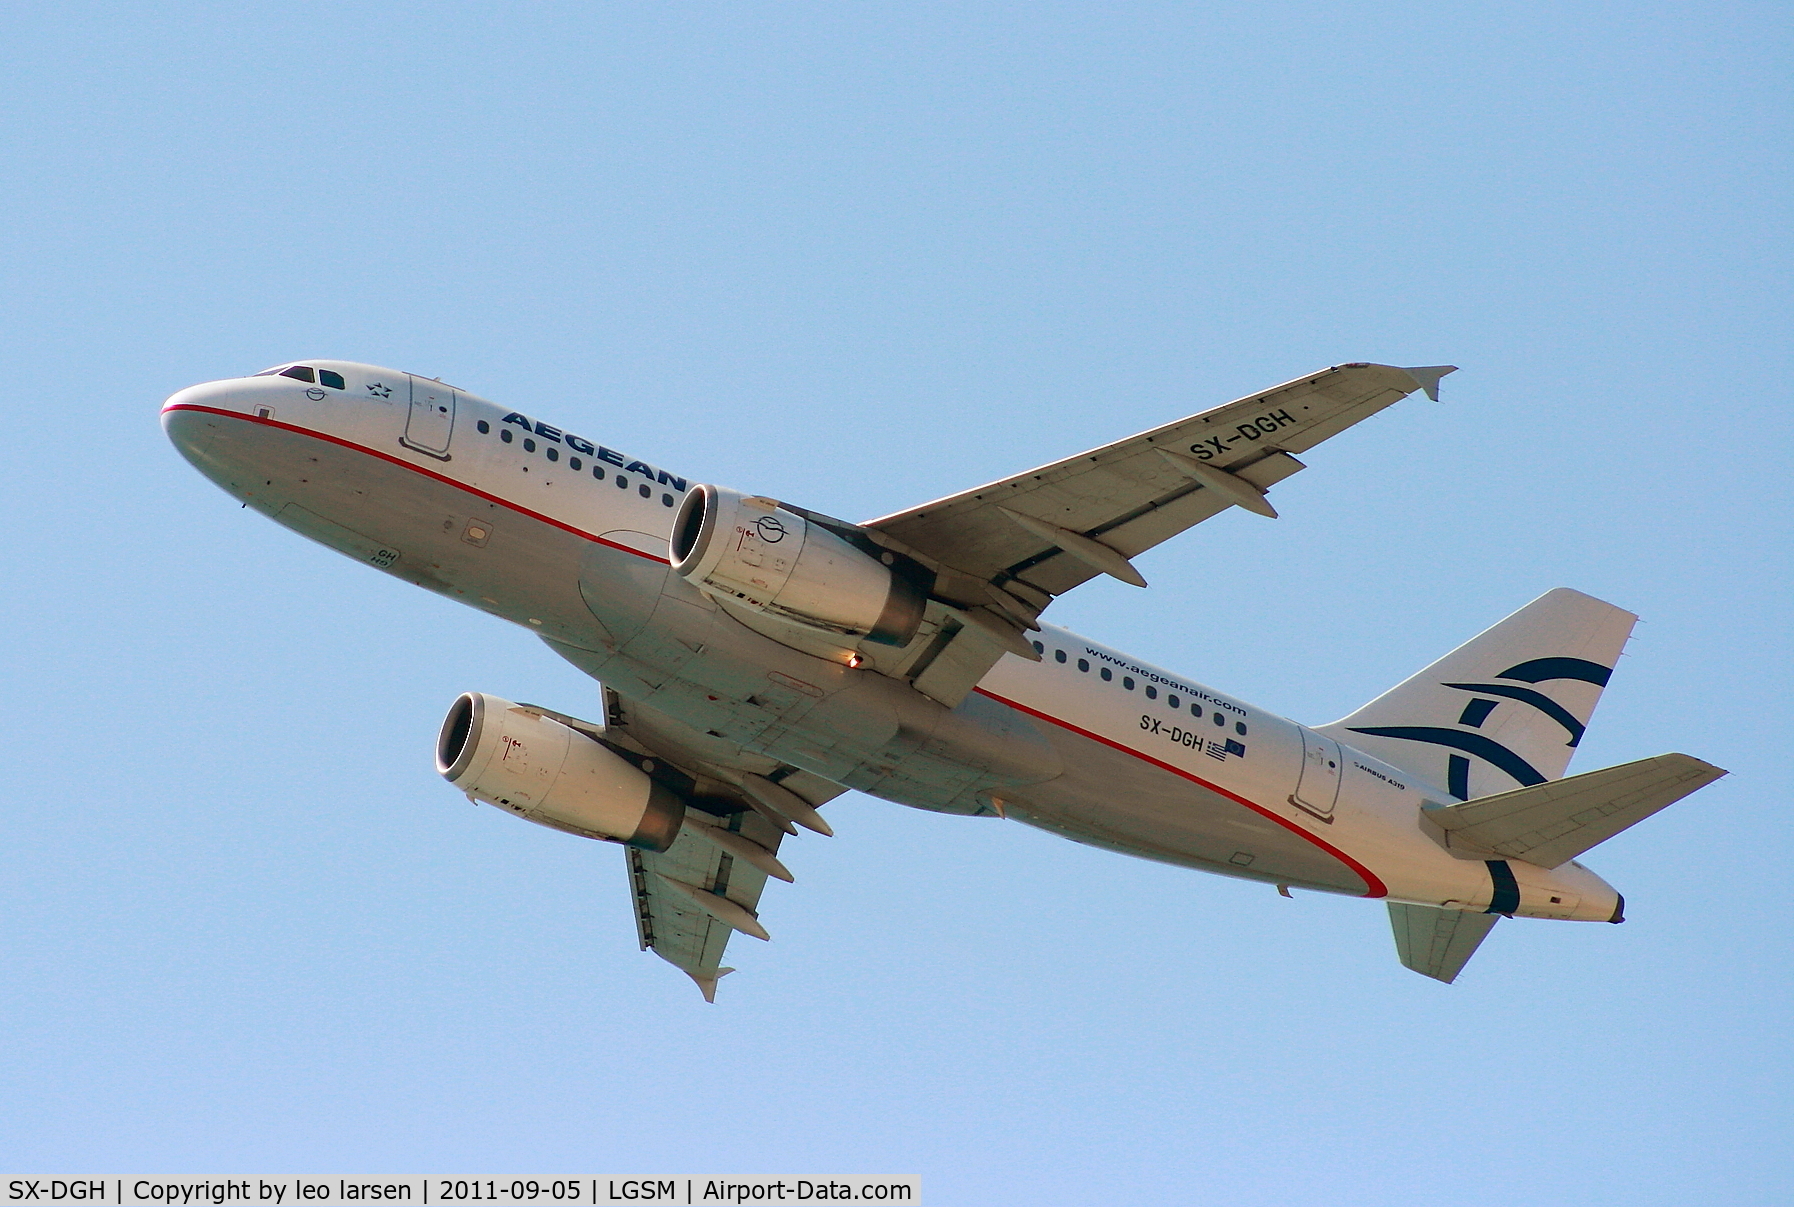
[868,363,1453,597]
[858,363,1453,705]
[593,687,846,1000]
[625,809,791,1001]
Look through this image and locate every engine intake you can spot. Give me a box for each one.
[671,485,928,646]
[435,692,684,851]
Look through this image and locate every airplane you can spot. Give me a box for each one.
[162,359,1726,998]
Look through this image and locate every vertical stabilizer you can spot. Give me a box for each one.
[1318,589,1636,799]
[1388,904,1499,983]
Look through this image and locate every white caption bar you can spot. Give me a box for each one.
[2,1181,919,1207]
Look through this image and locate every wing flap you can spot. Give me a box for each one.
[628,808,790,998]
[1076,450,1305,558]
[908,614,1019,707]
[584,685,846,999]
[867,364,1444,599]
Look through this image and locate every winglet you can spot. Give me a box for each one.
[1398,365,1458,402]
[686,966,735,1003]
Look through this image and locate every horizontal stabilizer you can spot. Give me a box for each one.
[1388,903,1498,983]
[1423,753,1726,869]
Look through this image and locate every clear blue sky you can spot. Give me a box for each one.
[2,3,1788,1202]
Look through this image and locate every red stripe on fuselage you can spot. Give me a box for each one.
[974,686,1388,897]
[162,403,672,565]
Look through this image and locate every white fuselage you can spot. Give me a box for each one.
[162,361,1622,923]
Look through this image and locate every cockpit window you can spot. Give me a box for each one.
[253,364,345,389]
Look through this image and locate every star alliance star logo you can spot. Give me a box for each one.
[367,382,392,398]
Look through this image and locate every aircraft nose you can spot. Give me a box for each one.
[161,377,266,485]
[161,377,245,418]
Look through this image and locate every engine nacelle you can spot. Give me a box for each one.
[435,692,684,851]
[670,485,928,646]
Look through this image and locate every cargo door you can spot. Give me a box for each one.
[1292,729,1343,820]
[404,376,456,458]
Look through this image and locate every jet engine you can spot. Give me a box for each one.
[435,692,684,851]
[670,485,929,646]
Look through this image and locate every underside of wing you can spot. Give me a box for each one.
[594,687,845,1000]
[844,363,1452,706]
[627,808,790,1001]
[867,363,1452,598]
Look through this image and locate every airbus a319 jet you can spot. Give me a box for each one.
[163,360,1725,998]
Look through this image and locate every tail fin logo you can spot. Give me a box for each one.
[1349,657,1614,800]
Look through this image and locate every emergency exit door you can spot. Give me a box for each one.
[403,376,456,458]
[1292,729,1343,820]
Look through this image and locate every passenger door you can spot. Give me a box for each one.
[403,375,456,458]
[1292,729,1343,820]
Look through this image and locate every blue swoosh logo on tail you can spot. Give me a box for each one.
[1347,726,1548,788]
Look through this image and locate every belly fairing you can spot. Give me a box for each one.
[561,570,1067,811]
